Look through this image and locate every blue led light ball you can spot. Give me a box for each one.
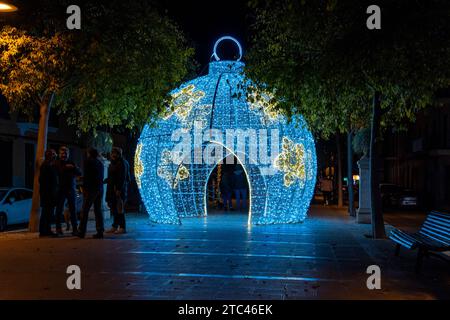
[135,36,317,225]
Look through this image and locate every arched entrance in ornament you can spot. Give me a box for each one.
[202,141,267,225]
[204,154,250,221]
[205,155,248,214]
[170,140,267,225]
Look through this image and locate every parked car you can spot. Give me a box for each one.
[380,183,402,209]
[379,183,419,210]
[0,188,33,232]
[397,189,419,209]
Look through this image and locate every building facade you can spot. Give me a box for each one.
[0,96,83,188]
[382,99,450,211]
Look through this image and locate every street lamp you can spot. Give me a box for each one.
[0,2,18,12]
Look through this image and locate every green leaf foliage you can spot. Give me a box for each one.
[246,0,450,138]
[1,0,194,133]
[57,0,194,133]
[0,26,74,113]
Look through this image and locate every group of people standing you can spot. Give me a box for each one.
[39,146,130,239]
[219,166,248,211]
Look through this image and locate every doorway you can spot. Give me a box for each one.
[205,155,249,216]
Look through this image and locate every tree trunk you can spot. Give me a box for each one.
[369,91,386,238]
[336,133,343,208]
[347,129,355,216]
[28,93,54,232]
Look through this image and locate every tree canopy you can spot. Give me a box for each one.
[246,0,450,137]
[57,0,195,133]
[0,26,73,114]
[1,0,195,232]
[1,0,195,133]
[246,0,450,238]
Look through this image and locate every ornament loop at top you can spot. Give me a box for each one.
[212,36,242,62]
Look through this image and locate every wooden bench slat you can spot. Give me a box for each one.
[418,232,450,248]
[390,212,450,249]
[390,210,450,272]
[422,224,450,237]
[420,229,450,244]
[419,212,450,247]
[425,216,450,229]
[389,229,419,249]
[414,234,450,250]
[430,211,450,220]
[423,220,450,232]
[422,219,450,231]
[426,215,450,227]
[422,227,450,239]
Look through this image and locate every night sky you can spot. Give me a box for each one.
[161,0,251,70]
[3,0,251,70]
[0,0,251,112]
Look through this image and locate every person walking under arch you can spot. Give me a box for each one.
[233,167,247,211]
[220,169,233,211]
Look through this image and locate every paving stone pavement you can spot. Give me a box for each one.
[0,206,448,299]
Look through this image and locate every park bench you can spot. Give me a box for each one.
[389,210,450,273]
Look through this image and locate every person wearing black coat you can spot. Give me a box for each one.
[54,146,82,235]
[77,148,105,239]
[220,169,233,211]
[232,167,248,211]
[105,147,130,234]
[39,149,59,237]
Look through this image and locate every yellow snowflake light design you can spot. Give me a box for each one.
[134,142,144,188]
[157,149,189,189]
[164,84,205,121]
[248,88,280,124]
[174,164,190,188]
[181,105,212,132]
[274,137,306,187]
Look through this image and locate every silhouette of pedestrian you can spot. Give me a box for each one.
[54,146,82,235]
[39,149,58,237]
[320,176,333,206]
[105,147,130,234]
[77,148,105,239]
[220,169,233,211]
[232,167,247,211]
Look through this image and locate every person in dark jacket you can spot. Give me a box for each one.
[39,149,58,237]
[105,147,130,234]
[54,146,82,235]
[77,148,105,239]
[232,167,248,211]
[220,168,233,211]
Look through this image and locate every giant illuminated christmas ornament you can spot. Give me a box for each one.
[135,36,317,225]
